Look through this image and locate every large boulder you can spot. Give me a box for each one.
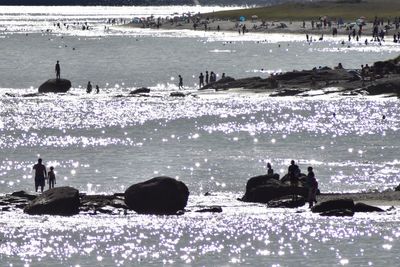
[311,199,354,213]
[124,176,189,215]
[23,186,80,216]
[38,78,71,93]
[353,202,384,212]
[241,178,308,203]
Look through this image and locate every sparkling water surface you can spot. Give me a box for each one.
[0,6,400,267]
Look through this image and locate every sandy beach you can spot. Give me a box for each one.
[123,18,385,39]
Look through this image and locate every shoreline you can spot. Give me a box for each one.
[122,19,385,40]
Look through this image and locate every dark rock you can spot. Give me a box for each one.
[270,89,305,97]
[195,206,223,213]
[241,178,308,203]
[245,174,280,193]
[354,202,384,212]
[170,92,186,97]
[10,191,36,201]
[124,176,189,215]
[320,209,355,217]
[130,87,150,94]
[200,76,278,90]
[23,186,80,216]
[362,78,400,96]
[38,78,71,93]
[311,199,354,213]
[267,197,306,208]
[396,184,400,191]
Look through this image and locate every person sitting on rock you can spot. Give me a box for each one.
[305,166,318,208]
[48,166,56,189]
[288,160,300,200]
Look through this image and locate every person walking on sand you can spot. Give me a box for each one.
[55,60,61,80]
[48,166,56,189]
[178,75,183,89]
[86,81,92,93]
[199,72,204,88]
[33,158,47,193]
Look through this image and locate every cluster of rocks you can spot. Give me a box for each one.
[241,173,399,217]
[1,176,399,217]
[200,55,400,97]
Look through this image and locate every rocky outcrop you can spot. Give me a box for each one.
[361,78,400,96]
[320,209,355,217]
[195,206,223,213]
[396,184,400,191]
[23,186,80,216]
[124,176,189,215]
[200,76,278,90]
[353,202,384,212]
[311,198,354,213]
[38,79,71,93]
[267,197,306,208]
[130,87,150,94]
[245,174,280,193]
[241,178,308,203]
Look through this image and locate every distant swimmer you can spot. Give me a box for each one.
[86,81,92,93]
[178,75,183,89]
[96,85,100,94]
[55,60,61,80]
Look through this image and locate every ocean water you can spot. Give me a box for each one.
[0,6,400,266]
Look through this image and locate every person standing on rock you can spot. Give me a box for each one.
[48,166,56,189]
[199,73,204,88]
[305,166,318,208]
[55,60,61,80]
[288,160,300,201]
[178,75,183,89]
[205,71,209,85]
[33,158,47,193]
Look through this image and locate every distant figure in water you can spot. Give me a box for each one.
[333,112,336,118]
[382,115,386,120]
[267,162,274,175]
[96,85,100,94]
[178,75,183,89]
[48,166,56,189]
[199,73,204,88]
[55,60,61,80]
[86,81,92,93]
[33,158,47,193]
[222,73,226,78]
[205,71,209,85]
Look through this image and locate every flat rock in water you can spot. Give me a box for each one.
[124,176,189,215]
[354,202,384,212]
[320,209,355,217]
[23,186,80,216]
[311,198,354,213]
[267,197,306,208]
[10,190,36,201]
[38,78,71,93]
[130,87,151,94]
[195,206,223,213]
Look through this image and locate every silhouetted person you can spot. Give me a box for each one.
[33,158,47,193]
[86,81,92,93]
[55,60,61,80]
[267,162,273,175]
[288,160,300,201]
[199,73,204,88]
[178,75,183,89]
[96,85,100,94]
[305,166,318,208]
[205,71,209,85]
[48,166,56,189]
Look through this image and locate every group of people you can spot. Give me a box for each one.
[198,71,225,88]
[54,61,100,94]
[32,158,56,193]
[267,160,319,208]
